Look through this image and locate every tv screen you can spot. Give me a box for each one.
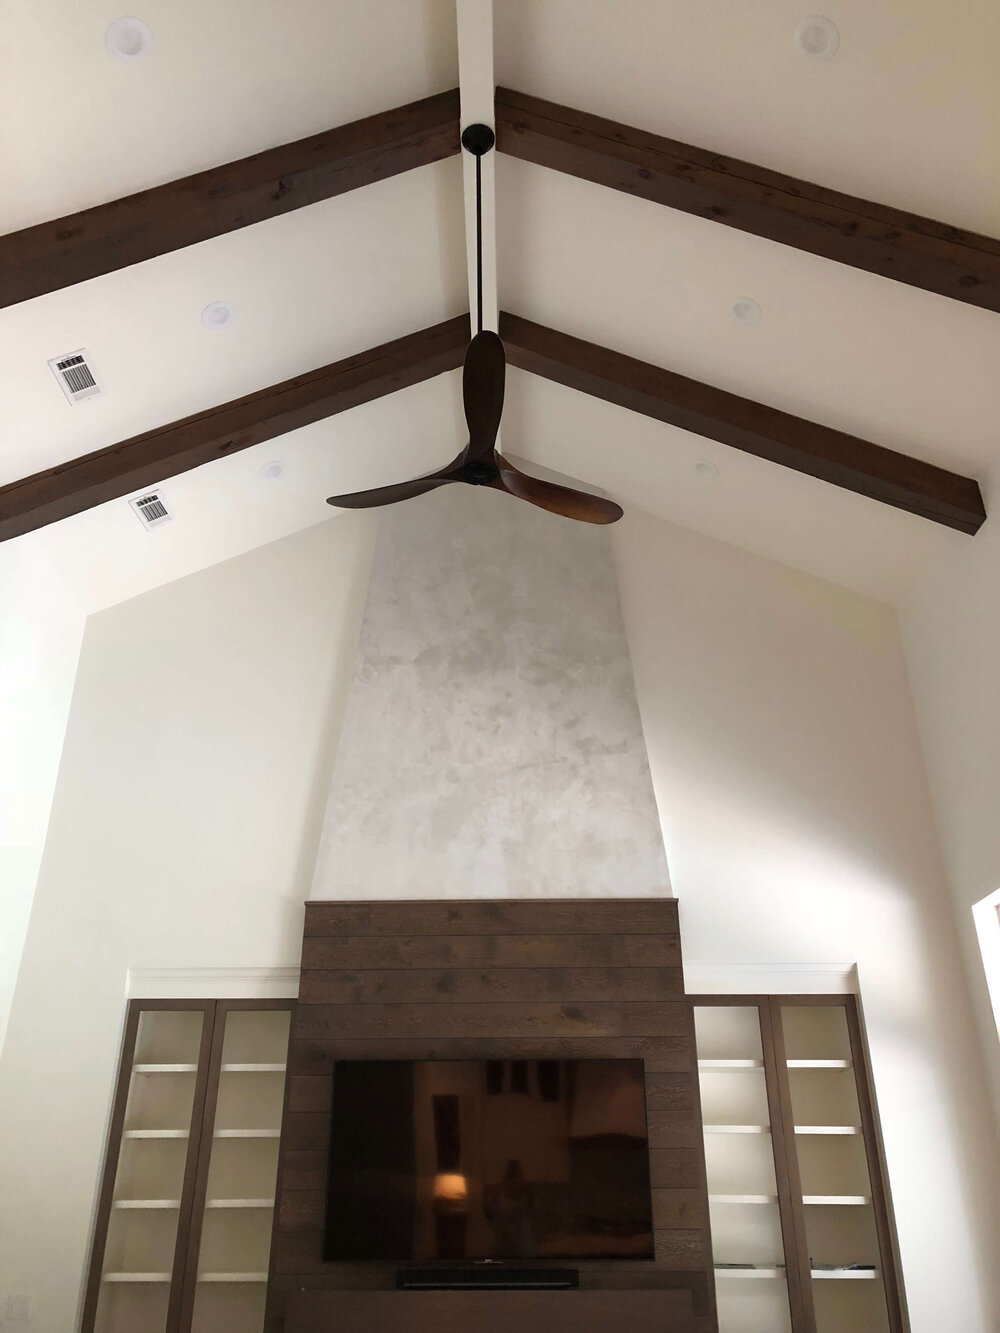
[324,1058,655,1263]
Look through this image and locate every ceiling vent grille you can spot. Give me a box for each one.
[48,349,100,403]
[129,492,172,530]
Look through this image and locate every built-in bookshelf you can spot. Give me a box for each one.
[83,1000,293,1333]
[694,997,902,1333]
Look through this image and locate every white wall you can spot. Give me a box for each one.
[614,510,1000,1332]
[899,513,1000,1123]
[3,502,999,1332]
[0,515,373,1332]
[0,538,85,1057]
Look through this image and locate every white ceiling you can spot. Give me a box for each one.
[2,0,998,613]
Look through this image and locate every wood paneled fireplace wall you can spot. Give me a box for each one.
[265,898,714,1332]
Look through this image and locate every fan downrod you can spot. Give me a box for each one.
[461,123,495,156]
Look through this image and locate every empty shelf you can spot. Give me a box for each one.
[113,1199,180,1210]
[198,1272,269,1283]
[803,1195,869,1206]
[794,1125,860,1135]
[213,1129,281,1139]
[811,1268,878,1280]
[103,1273,171,1283]
[204,1198,275,1209]
[123,1129,189,1139]
[220,1063,286,1073]
[132,1064,198,1073]
[703,1124,770,1134]
[709,1194,779,1205]
[714,1267,785,1279]
[698,1059,763,1070]
[787,1059,851,1069]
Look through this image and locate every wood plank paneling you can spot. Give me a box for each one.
[300,931,682,970]
[284,1288,696,1333]
[294,1001,689,1041]
[288,1034,694,1075]
[304,900,678,937]
[269,900,714,1331]
[299,966,683,1004]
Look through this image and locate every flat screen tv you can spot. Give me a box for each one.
[324,1058,655,1263]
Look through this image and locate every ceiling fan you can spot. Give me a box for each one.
[326,124,623,525]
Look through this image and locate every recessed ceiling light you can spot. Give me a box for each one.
[794,16,840,60]
[105,17,153,60]
[731,297,762,325]
[259,461,284,481]
[694,461,720,481]
[201,301,236,330]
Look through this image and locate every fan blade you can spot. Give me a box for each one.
[464,330,506,461]
[327,443,470,511]
[496,454,623,525]
[326,475,456,510]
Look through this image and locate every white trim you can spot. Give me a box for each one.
[683,963,857,995]
[127,966,299,1000]
[972,885,1000,1040]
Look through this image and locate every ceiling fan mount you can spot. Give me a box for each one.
[326,124,622,526]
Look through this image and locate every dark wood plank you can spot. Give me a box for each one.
[294,1001,689,1042]
[0,89,460,308]
[304,899,678,937]
[300,932,682,970]
[285,1289,696,1333]
[499,311,986,535]
[649,1149,703,1190]
[763,998,816,1333]
[0,315,468,542]
[272,1229,708,1276]
[495,86,1000,314]
[844,996,906,1333]
[287,1034,694,1075]
[80,1002,143,1333]
[298,966,684,1005]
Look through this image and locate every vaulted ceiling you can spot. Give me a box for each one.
[2,0,998,611]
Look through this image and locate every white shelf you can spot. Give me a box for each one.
[794,1125,860,1135]
[123,1129,189,1139]
[113,1199,181,1210]
[198,1272,269,1283]
[812,1269,878,1280]
[213,1129,281,1139]
[714,1267,785,1279]
[709,1194,778,1205]
[698,1059,763,1070]
[703,1124,770,1134]
[133,1063,198,1074]
[103,1273,172,1283]
[220,1062,286,1073]
[803,1195,869,1206]
[787,1059,851,1069]
[204,1198,275,1209]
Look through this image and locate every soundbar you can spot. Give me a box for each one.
[396,1268,580,1291]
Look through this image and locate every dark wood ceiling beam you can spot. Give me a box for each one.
[0,315,469,542]
[495,88,1000,314]
[0,89,461,308]
[498,312,985,534]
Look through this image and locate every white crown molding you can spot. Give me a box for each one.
[127,966,300,999]
[684,962,857,995]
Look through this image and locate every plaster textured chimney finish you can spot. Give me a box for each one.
[310,484,669,899]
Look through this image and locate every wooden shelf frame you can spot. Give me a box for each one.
[82,997,295,1333]
[693,995,905,1333]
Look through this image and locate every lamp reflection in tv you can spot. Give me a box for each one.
[432,1172,469,1257]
